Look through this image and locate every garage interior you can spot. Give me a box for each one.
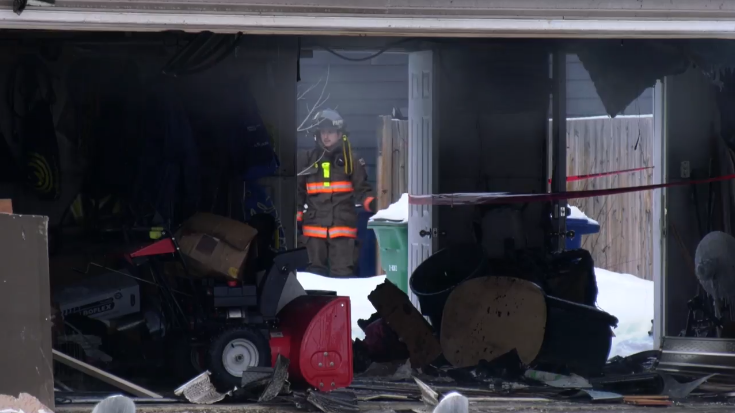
[3,30,735,411]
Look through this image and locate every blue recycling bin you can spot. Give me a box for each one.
[355,206,377,277]
[565,208,600,250]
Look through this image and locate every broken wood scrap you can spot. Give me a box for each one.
[368,281,442,368]
[52,349,162,399]
[351,378,537,398]
[306,389,359,413]
[357,394,414,401]
[623,395,673,407]
[413,376,439,406]
[625,399,673,407]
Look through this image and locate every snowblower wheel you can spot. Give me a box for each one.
[207,326,271,391]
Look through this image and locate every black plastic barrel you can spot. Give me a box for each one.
[535,295,619,377]
[409,244,487,332]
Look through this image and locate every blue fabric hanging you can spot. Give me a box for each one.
[242,183,286,251]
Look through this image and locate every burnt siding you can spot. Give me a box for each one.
[297,50,409,187]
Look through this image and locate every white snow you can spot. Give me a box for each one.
[296,272,386,340]
[568,205,599,226]
[296,266,654,360]
[595,267,654,359]
[370,193,409,223]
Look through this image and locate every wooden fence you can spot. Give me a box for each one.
[372,114,653,280]
[566,116,655,280]
[376,116,409,209]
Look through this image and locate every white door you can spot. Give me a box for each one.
[408,50,437,308]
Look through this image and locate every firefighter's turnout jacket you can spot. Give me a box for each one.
[297,141,375,240]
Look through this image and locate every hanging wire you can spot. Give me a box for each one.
[316,38,417,62]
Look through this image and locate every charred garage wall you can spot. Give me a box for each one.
[0,34,298,252]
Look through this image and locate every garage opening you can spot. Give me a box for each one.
[3,30,735,411]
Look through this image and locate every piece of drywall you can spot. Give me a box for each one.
[0,213,54,408]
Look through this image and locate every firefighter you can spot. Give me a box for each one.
[297,109,376,277]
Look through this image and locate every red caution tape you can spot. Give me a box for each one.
[564,166,654,183]
[410,173,735,206]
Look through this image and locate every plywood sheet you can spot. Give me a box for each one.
[441,276,546,367]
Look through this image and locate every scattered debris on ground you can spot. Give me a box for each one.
[174,371,232,405]
[35,242,735,413]
[0,393,55,413]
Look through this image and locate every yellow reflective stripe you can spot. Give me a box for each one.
[321,162,331,181]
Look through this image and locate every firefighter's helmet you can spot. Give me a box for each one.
[312,109,345,134]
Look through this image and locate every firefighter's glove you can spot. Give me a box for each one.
[296,211,304,234]
[368,198,377,213]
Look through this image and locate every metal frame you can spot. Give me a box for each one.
[653,79,667,348]
[550,50,567,253]
[8,7,735,35]
[659,337,735,381]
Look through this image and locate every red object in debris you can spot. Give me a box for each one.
[273,295,353,391]
[129,238,176,258]
[363,318,409,362]
[227,280,239,287]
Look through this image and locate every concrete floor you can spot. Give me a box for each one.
[55,400,735,413]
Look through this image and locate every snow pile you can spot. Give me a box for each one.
[568,205,599,226]
[296,272,386,340]
[595,267,654,359]
[296,266,654,359]
[370,193,409,223]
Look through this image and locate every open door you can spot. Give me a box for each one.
[408,50,437,308]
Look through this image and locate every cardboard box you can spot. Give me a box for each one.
[55,270,140,322]
[177,213,258,280]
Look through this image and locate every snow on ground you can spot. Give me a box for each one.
[569,205,599,226]
[595,267,654,359]
[296,266,653,359]
[297,272,386,340]
[370,193,409,223]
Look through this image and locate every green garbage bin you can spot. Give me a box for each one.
[367,220,409,293]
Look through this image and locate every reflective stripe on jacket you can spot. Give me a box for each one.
[297,145,375,238]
